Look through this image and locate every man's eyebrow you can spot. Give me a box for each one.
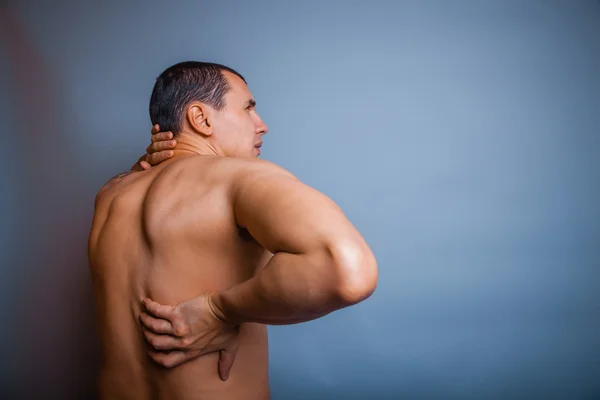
[245,99,256,108]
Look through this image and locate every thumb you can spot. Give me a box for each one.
[218,341,239,381]
[139,160,151,170]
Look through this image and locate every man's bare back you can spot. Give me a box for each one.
[88,62,377,399]
[89,155,272,400]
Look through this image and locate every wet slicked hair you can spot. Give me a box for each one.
[149,61,246,135]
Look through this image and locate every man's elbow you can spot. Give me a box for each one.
[330,241,379,305]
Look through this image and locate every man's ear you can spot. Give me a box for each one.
[186,103,213,136]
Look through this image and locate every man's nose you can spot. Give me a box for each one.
[256,118,268,135]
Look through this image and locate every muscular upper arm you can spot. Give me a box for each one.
[232,160,365,257]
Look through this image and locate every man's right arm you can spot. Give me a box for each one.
[131,124,176,171]
[210,160,378,326]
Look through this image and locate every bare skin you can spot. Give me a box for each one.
[89,70,378,400]
[90,155,275,400]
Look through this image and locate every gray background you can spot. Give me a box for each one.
[1,0,599,398]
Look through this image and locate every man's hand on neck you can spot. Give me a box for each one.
[130,124,177,171]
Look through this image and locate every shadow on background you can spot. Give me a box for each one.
[1,6,99,398]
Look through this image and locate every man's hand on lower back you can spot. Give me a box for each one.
[139,293,240,380]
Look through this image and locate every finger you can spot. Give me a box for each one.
[143,298,175,320]
[151,130,174,142]
[139,312,174,335]
[151,124,160,134]
[139,160,151,170]
[218,341,239,381]
[148,350,189,368]
[142,327,181,351]
[147,140,176,154]
[147,151,174,166]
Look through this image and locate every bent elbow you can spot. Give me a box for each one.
[338,261,378,305]
[330,241,379,305]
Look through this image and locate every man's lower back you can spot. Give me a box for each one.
[97,323,269,400]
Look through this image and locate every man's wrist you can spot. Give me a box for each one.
[208,292,238,326]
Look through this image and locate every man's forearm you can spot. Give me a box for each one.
[211,251,372,326]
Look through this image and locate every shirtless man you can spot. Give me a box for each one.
[88,61,378,399]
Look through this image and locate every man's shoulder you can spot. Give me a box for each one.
[94,170,135,208]
[227,157,295,179]
[175,156,295,182]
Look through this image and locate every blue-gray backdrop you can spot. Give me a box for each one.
[1,1,599,398]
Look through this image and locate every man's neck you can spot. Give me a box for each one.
[172,130,222,157]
